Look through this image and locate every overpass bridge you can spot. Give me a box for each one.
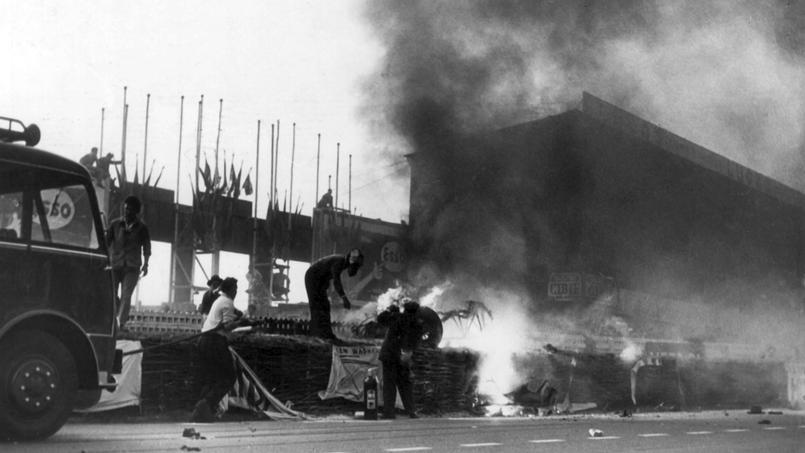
[104,185,407,305]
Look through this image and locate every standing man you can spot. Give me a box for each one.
[304,248,363,342]
[79,147,100,180]
[192,277,243,423]
[95,152,121,188]
[199,274,223,319]
[79,146,98,168]
[106,195,151,329]
[378,299,423,419]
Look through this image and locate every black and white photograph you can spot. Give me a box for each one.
[1,1,804,451]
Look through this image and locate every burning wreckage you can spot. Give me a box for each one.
[382,92,805,415]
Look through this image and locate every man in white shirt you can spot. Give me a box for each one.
[192,277,243,422]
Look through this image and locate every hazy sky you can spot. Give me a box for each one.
[2,0,409,307]
[2,0,407,222]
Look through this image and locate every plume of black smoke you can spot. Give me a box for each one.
[362,1,805,350]
[363,0,805,186]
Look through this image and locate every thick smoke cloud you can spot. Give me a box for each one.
[362,1,805,355]
[363,0,805,187]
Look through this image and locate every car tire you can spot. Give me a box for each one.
[416,306,443,348]
[0,330,78,440]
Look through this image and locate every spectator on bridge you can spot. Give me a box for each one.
[192,277,244,423]
[106,195,151,329]
[317,188,333,209]
[79,147,100,180]
[304,248,363,343]
[96,152,121,188]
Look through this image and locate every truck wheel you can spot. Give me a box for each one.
[0,330,78,440]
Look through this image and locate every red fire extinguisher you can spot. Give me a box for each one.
[363,367,378,420]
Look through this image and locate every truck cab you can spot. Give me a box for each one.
[0,117,120,440]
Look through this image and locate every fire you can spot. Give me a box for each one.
[619,341,643,363]
[438,289,533,405]
[375,282,537,410]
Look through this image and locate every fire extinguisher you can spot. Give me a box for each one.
[363,367,378,420]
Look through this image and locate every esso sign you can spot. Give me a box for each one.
[380,241,404,273]
[35,189,75,230]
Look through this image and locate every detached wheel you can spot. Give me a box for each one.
[416,306,443,348]
[0,331,78,440]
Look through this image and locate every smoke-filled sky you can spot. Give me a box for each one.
[361,0,805,371]
[363,0,805,190]
[4,0,805,334]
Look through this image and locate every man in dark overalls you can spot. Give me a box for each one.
[304,248,363,342]
[378,299,423,419]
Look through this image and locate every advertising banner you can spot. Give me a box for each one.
[319,345,403,409]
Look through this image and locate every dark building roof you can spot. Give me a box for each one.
[579,92,805,211]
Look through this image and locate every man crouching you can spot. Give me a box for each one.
[192,277,243,422]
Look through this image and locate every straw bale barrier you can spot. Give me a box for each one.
[117,331,481,415]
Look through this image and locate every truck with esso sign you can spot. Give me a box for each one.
[0,117,121,440]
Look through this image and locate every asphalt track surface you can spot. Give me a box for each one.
[3,410,804,452]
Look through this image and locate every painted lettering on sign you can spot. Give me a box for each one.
[381,241,404,273]
[548,273,582,300]
[35,189,75,230]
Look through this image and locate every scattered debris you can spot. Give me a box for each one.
[182,428,206,440]
[588,428,604,437]
[537,407,553,416]
[747,405,763,414]
[758,419,771,425]
[484,404,525,417]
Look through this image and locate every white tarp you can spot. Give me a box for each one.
[318,345,402,408]
[77,340,142,412]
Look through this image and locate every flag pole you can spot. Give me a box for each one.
[315,133,321,207]
[214,98,223,182]
[143,93,150,182]
[100,107,105,155]
[289,122,296,225]
[169,96,185,304]
[121,86,128,183]
[349,153,352,213]
[252,120,261,289]
[195,95,204,192]
[274,120,280,206]
[335,142,340,209]
[269,123,275,210]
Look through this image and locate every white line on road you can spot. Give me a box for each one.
[763,427,786,430]
[385,448,433,452]
[638,433,669,437]
[686,431,712,435]
[724,429,748,432]
[460,443,503,447]
[589,436,621,440]
[529,439,565,444]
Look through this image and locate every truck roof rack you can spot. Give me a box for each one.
[0,116,41,146]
